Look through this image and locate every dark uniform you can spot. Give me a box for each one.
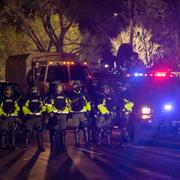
[118,83,134,144]
[119,99,134,143]
[69,81,91,147]
[95,84,115,146]
[46,83,69,151]
[0,86,20,150]
[22,86,46,151]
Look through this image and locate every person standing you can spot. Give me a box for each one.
[69,81,91,147]
[22,86,46,152]
[0,86,20,150]
[46,83,69,152]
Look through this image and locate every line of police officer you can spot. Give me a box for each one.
[0,80,134,152]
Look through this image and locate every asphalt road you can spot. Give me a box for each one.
[0,130,180,180]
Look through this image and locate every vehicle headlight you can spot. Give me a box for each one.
[164,104,172,111]
[142,107,151,114]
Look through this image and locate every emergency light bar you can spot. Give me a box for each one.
[134,73,143,77]
[154,72,166,77]
[48,61,75,65]
[125,71,174,78]
[62,61,75,65]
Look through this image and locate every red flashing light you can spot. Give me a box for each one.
[88,75,93,79]
[154,72,167,77]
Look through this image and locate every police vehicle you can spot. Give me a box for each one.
[125,71,180,141]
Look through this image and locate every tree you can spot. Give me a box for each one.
[135,0,180,66]
[111,0,180,67]
[64,0,130,63]
[0,0,82,53]
[0,25,35,80]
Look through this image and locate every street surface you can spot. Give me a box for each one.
[0,130,180,180]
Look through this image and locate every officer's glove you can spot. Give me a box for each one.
[26,112,33,118]
[67,103,71,109]
[104,112,111,119]
[10,113,18,117]
[15,118,22,124]
[49,112,54,118]
[35,112,41,116]
[111,111,116,118]
[85,111,90,117]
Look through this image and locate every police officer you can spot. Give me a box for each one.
[95,84,115,146]
[0,86,20,150]
[22,86,46,151]
[46,82,69,151]
[118,83,134,145]
[69,81,91,147]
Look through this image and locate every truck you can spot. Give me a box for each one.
[5,52,90,95]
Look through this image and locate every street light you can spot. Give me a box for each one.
[113,12,118,17]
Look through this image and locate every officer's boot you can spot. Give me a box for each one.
[74,128,80,147]
[88,126,92,142]
[122,129,131,144]
[92,124,97,144]
[10,131,16,151]
[24,133,29,151]
[37,132,45,152]
[1,132,6,149]
[106,129,111,147]
[83,127,89,147]
[60,130,66,150]
[50,130,57,152]
[97,129,103,146]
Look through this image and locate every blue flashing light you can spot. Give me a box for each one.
[134,73,144,77]
[134,73,139,77]
[164,104,172,111]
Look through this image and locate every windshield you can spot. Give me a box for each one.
[70,65,88,82]
[39,66,46,81]
[47,65,68,83]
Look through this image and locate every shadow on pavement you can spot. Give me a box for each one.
[14,150,41,180]
[0,151,25,174]
[45,150,88,180]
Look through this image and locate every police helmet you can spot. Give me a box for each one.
[101,84,111,95]
[4,86,14,96]
[101,83,110,91]
[55,82,63,92]
[30,86,39,94]
[4,86,13,91]
[73,80,82,88]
